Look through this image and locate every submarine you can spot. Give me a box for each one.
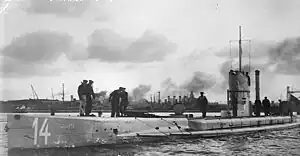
[4,26,300,150]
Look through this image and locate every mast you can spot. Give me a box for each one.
[62,83,65,103]
[51,88,54,100]
[239,26,242,72]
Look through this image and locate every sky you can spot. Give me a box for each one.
[0,0,300,102]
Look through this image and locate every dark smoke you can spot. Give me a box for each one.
[267,37,300,75]
[214,60,262,92]
[214,41,271,59]
[181,71,216,93]
[215,36,300,75]
[131,84,151,101]
[160,72,216,97]
[212,36,300,95]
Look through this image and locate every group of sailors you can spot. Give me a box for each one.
[77,80,95,116]
[199,94,284,118]
[109,87,129,117]
[77,80,129,117]
[76,80,279,118]
[254,96,279,116]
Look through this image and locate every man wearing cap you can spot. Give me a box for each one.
[278,99,283,116]
[197,92,208,118]
[254,99,262,117]
[119,87,129,116]
[85,80,95,116]
[109,87,123,117]
[262,96,271,116]
[78,80,88,116]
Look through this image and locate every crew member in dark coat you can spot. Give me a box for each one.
[278,99,283,116]
[109,87,122,117]
[198,92,208,118]
[120,89,129,116]
[262,96,271,116]
[246,72,251,86]
[78,80,88,116]
[254,99,262,117]
[85,80,95,116]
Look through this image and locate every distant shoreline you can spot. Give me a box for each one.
[25,109,216,113]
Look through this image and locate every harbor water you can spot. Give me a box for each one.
[1,113,300,156]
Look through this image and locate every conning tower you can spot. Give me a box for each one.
[227,26,252,117]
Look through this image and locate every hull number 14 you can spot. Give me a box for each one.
[32,118,51,145]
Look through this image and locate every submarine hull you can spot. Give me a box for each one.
[5,114,300,150]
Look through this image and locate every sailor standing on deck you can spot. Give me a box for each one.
[278,99,283,116]
[85,80,95,116]
[78,80,88,116]
[120,88,129,116]
[198,92,208,118]
[109,87,122,117]
[254,99,262,117]
[262,96,271,116]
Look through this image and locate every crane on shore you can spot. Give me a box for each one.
[30,85,39,100]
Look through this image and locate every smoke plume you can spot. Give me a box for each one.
[219,37,300,76]
[211,36,300,97]
[213,59,265,93]
[267,37,300,75]
[181,71,216,93]
[131,84,151,101]
[160,77,179,97]
[160,72,216,98]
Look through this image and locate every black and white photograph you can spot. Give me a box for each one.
[0,0,300,155]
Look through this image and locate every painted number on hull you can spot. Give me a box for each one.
[32,118,51,145]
